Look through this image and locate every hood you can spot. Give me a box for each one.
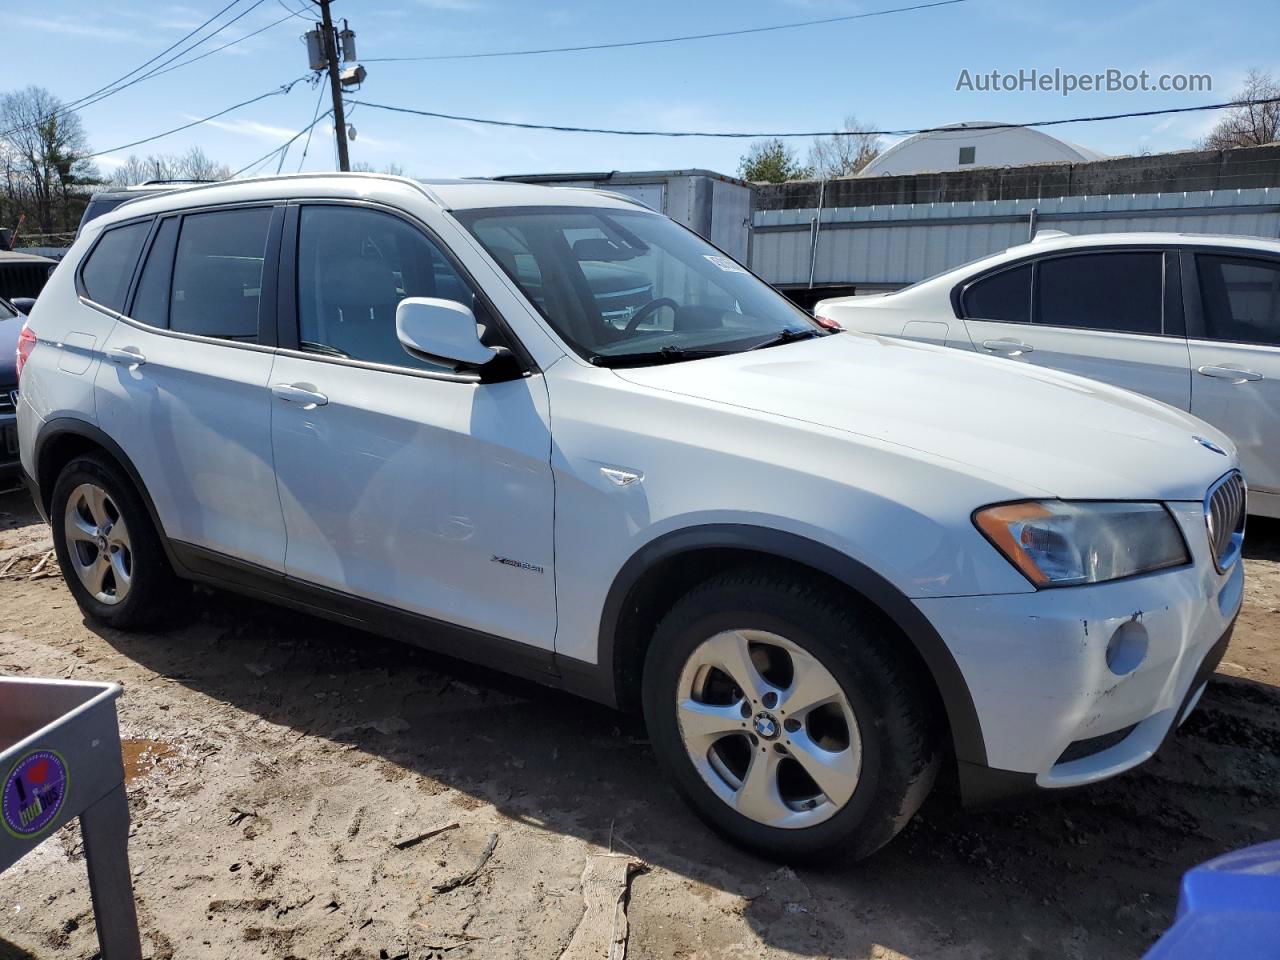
[613,333,1236,502]
[0,309,21,386]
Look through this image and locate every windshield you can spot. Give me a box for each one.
[455,206,821,365]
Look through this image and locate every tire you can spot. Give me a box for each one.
[50,453,177,630]
[642,565,941,863]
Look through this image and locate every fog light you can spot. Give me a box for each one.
[1105,620,1148,676]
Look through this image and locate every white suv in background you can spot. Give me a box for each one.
[815,232,1280,518]
[16,175,1244,861]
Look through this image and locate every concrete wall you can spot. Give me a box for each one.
[753,187,1280,305]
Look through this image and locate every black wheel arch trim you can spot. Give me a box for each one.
[32,417,174,552]
[597,523,988,766]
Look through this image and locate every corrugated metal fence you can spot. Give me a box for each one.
[752,187,1280,291]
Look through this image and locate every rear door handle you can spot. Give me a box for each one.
[105,346,146,367]
[271,382,329,407]
[982,338,1034,356]
[1197,365,1263,383]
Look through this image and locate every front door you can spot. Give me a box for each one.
[95,206,287,570]
[1187,250,1280,516]
[960,250,1192,410]
[269,202,557,650]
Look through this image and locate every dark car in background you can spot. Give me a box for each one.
[76,180,211,238]
[0,251,56,306]
[0,296,24,488]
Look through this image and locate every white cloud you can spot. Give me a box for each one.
[195,117,302,140]
[11,16,141,42]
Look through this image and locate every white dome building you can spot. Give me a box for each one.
[858,121,1106,177]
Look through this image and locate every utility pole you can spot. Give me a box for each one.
[315,0,349,171]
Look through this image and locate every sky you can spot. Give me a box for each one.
[11,0,1280,181]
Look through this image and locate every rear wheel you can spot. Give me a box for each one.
[642,566,940,862]
[50,454,176,629]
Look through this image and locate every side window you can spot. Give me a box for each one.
[296,205,485,370]
[170,207,272,341]
[961,263,1031,323]
[1035,252,1163,335]
[1197,254,1280,347]
[80,220,150,312]
[129,217,179,328]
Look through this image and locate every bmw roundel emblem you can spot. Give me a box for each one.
[1193,435,1227,457]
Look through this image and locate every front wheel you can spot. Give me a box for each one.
[642,566,941,862]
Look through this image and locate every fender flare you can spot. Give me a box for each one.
[33,417,172,548]
[598,523,988,766]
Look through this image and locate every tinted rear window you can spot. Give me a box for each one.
[80,220,150,312]
[961,264,1031,323]
[130,217,179,328]
[1035,252,1163,335]
[170,208,272,341]
[1197,254,1280,346]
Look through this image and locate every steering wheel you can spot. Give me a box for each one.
[624,297,680,333]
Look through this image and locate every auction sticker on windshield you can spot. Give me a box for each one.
[3,749,69,839]
[703,255,748,274]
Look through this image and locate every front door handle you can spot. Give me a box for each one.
[1197,365,1263,383]
[105,346,146,368]
[982,338,1034,356]
[271,382,329,407]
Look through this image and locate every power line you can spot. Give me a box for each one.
[146,10,299,82]
[345,96,1280,139]
[365,0,967,62]
[0,0,274,141]
[296,81,328,172]
[69,0,273,118]
[88,77,308,160]
[231,107,334,177]
[276,0,314,22]
[63,0,245,112]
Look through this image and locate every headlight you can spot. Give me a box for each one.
[973,501,1189,587]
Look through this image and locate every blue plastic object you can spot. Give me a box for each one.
[1145,840,1280,959]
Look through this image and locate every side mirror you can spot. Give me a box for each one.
[395,297,496,370]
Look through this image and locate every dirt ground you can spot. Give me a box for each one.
[1,486,1278,960]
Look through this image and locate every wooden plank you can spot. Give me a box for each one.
[559,855,641,960]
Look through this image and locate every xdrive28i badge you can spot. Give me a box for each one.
[3,749,69,839]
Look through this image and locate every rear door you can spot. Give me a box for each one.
[94,204,287,569]
[1186,250,1280,514]
[959,249,1192,410]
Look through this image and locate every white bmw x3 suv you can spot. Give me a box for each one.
[15,174,1244,861]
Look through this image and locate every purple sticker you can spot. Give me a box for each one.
[3,749,69,839]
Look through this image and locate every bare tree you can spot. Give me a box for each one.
[1201,69,1280,150]
[351,160,409,176]
[107,146,232,187]
[0,86,98,233]
[807,115,882,179]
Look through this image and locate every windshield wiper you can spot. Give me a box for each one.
[590,345,729,368]
[747,328,825,351]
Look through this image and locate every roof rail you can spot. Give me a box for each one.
[100,171,451,210]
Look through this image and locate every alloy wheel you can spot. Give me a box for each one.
[675,629,862,828]
[63,482,133,605]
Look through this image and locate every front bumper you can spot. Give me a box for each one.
[917,500,1243,795]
